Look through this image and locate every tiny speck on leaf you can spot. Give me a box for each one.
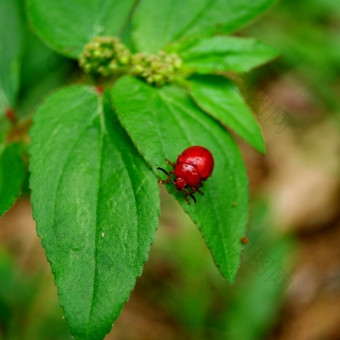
[241,236,249,245]
[95,86,104,95]
[5,108,16,122]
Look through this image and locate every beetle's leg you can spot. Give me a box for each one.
[183,193,191,204]
[183,189,196,204]
[167,170,176,182]
[165,159,176,168]
[195,182,204,195]
[189,192,197,203]
[195,187,204,195]
[191,184,204,196]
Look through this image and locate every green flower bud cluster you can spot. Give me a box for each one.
[79,36,130,77]
[131,51,183,86]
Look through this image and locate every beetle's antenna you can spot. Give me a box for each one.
[157,167,174,185]
[157,167,169,176]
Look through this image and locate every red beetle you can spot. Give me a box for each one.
[157,146,214,203]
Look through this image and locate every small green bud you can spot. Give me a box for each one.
[174,59,182,69]
[93,50,101,58]
[109,61,118,71]
[153,74,163,83]
[120,55,130,65]
[84,64,91,72]
[130,50,182,86]
[79,36,131,77]
[133,64,144,74]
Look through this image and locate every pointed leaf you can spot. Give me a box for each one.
[168,36,279,73]
[132,0,208,52]
[29,86,159,340]
[190,75,265,153]
[0,87,11,143]
[0,0,23,106]
[0,143,25,217]
[112,76,248,282]
[184,0,277,36]
[0,117,10,144]
[27,0,137,58]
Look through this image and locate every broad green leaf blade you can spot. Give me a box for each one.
[112,76,248,282]
[27,0,137,58]
[0,143,25,217]
[189,75,265,153]
[0,0,23,107]
[168,36,279,73]
[0,117,10,144]
[132,0,208,52]
[0,85,9,113]
[29,86,159,340]
[18,31,72,118]
[183,0,277,36]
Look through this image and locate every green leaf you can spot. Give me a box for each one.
[0,118,10,144]
[189,75,265,153]
[132,0,209,52]
[27,0,137,58]
[18,31,71,118]
[0,0,23,107]
[168,36,279,73]
[183,0,277,36]
[0,85,11,142]
[0,143,25,217]
[29,86,159,340]
[0,86,9,114]
[112,76,248,283]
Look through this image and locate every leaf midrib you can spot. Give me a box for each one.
[88,106,105,323]
[50,111,98,236]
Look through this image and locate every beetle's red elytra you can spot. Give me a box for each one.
[157,146,214,203]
